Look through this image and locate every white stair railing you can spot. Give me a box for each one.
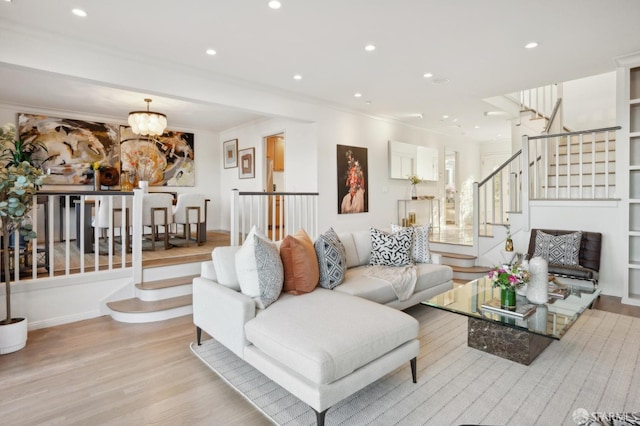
[3,190,142,284]
[526,126,620,200]
[517,84,559,121]
[230,190,319,245]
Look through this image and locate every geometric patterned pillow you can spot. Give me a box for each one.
[314,228,347,289]
[533,230,582,266]
[369,227,413,266]
[391,223,432,263]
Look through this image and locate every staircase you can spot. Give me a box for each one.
[107,273,198,323]
[434,251,490,283]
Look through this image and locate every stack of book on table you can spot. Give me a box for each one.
[481,299,538,319]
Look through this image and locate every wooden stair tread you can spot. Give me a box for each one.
[136,274,198,290]
[107,295,192,313]
[143,253,211,268]
[432,251,476,260]
[450,265,491,273]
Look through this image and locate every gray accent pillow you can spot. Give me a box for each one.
[253,235,284,308]
[314,228,347,289]
[369,227,413,266]
[236,226,284,309]
[533,230,582,266]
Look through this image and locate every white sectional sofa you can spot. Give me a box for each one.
[193,228,453,425]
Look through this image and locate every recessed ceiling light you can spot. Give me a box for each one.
[4,0,14,3]
[414,113,424,119]
[293,74,302,80]
[72,8,87,17]
[354,92,362,98]
[484,111,508,116]
[525,41,538,49]
[474,125,480,129]
[365,101,372,105]
[268,1,281,9]
[432,77,449,85]
[423,73,433,78]
[442,115,449,119]
[205,49,217,56]
[364,44,376,52]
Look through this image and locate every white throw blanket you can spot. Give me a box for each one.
[363,265,417,301]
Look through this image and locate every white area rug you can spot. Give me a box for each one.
[190,306,640,425]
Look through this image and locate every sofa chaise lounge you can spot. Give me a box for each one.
[193,228,453,425]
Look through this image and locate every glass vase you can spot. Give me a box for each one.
[411,184,417,200]
[500,286,517,311]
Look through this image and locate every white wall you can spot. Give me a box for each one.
[313,111,471,234]
[563,72,617,131]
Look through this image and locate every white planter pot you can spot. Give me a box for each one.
[0,317,28,355]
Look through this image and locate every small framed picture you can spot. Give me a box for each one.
[223,139,238,169]
[238,147,255,179]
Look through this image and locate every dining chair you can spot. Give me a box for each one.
[172,193,207,247]
[141,193,174,250]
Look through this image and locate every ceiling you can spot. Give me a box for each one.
[1,0,639,142]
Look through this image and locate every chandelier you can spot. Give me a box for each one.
[128,98,167,136]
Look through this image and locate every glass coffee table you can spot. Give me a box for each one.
[423,277,601,365]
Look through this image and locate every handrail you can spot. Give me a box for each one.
[478,150,522,186]
[543,98,562,134]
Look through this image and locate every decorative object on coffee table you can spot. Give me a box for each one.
[527,256,549,304]
[488,264,529,311]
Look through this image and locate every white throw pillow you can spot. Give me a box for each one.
[391,223,432,264]
[212,246,242,290]
[235,226,284,309]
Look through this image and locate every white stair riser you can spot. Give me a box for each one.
[533,186,617,199]
[109,305,192,324]
[546,174,615,187]
[452,270,487,281]
[553,151,615,164]
[548,161,615,175]
[136,283,193,302]
[438,257,476,268]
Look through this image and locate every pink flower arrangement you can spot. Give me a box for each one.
[488,264,529,290]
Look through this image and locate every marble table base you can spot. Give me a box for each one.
[467,317,553,365]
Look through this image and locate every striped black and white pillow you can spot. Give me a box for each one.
[369,227,413,266]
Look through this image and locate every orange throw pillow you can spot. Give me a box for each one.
[280,229,319,294]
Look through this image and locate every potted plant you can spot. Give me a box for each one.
[0,122,45,354]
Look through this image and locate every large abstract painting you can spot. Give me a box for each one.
[337,144,368,214]
[18,113,120,185]
[120,126,195,187]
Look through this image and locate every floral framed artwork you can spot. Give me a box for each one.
[238,147,255,179]
[337,144,368,214]
[120,126,195,187]
[223,139,238,169]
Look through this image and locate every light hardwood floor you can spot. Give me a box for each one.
[2,297,639,425]
[0,315,270,426]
